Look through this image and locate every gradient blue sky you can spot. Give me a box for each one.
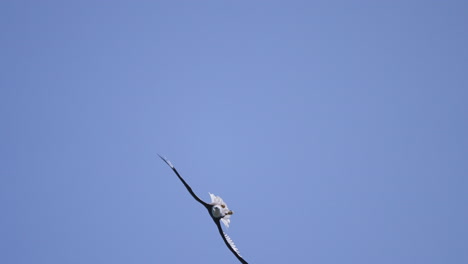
[1,1,467,263]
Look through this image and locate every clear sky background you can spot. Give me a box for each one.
[1,1,467,264]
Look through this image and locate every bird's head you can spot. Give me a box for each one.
[212,205,222,217]
[209,193,234,227]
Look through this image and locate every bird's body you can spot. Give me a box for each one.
[158,155,248,264]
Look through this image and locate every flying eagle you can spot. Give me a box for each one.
[158,155,248,264]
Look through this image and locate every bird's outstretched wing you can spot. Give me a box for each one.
[158,154,208,206]
[215,220,248,264]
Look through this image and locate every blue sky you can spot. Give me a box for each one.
[1,1,467,263]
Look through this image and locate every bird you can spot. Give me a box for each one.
[158,154,248,264]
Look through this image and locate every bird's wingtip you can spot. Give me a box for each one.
[158,154,174,168]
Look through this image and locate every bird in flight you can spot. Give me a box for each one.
[158,155,248,264]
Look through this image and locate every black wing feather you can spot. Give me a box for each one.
[215,220,248,264]
[158,154,208,206]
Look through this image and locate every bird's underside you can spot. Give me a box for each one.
[158,155,248,264]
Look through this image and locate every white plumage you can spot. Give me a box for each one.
[224,232,242,256]
[209,193,233,227]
